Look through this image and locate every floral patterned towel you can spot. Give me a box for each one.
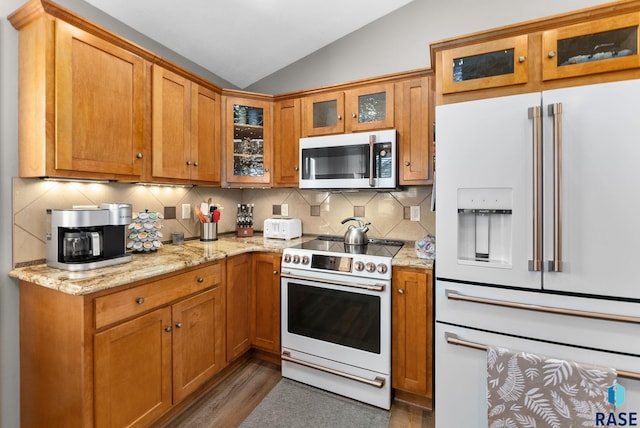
[487,346,617,428]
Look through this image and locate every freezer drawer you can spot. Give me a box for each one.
[435,323,640,428]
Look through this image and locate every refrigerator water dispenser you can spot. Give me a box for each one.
[457,188,512,267]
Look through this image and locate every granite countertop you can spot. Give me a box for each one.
[9,234,433,296]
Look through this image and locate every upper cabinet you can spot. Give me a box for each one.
[152,65,221,185]
[433,3,640,104]
[273,98,301,187]
[440,35,529,94]
[542,12,640,81]
[302,83,394,136]
[11,13,149,180]
[223,95,272,186]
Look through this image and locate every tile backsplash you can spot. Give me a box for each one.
[12,178,434,266]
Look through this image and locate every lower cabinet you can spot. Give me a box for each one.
[251,252,282,354]
[391,266,433,408]
[226,253,252,361]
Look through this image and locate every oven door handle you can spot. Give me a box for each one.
[282,351,386,388]
[281,272,386,292]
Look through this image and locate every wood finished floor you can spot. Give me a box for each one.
[163,358,434,428]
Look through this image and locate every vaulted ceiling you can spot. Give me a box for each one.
[84,0,415,89]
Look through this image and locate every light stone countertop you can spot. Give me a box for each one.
[9,234,433,295]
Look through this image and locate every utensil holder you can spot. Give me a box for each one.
[200,222,218,241]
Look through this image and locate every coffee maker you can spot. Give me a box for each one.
[46,203,133,271]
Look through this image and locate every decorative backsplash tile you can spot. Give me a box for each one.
[12,178,435,266]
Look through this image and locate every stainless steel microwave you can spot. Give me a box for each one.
[299,129,397,189]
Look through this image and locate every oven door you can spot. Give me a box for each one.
[281,270,390,375]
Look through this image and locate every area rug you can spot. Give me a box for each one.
[239,378,391,428]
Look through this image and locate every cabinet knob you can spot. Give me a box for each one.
[352,113,357,119]
[337,115,342,120]
[136,297,145,304]
[397,288,405,294]
[197,277,204,283]
[518,56,526,63]
[136,153,143,159]
[404,161,411,166]
[186,161,192,166]
[164,326,172,332]
[265,168,270,173]
[294,166,299,171]
[547,51,556,59]
[175,322,183,329]
[194,162,199,167]
[273,270,279,275]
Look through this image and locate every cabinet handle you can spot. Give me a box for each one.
[404,161,411,166]
[518,56,526,63]
[273,270,279,275]
[186,161,192,166]
[352,113,357,119]
[136,153,143,159]
[197,277,204,283]
[337,115,342,120]
[175,322,183,328]
[294,166,299,171]
[398,288,405,294]
[547,51,556,59]
[194,162,198,167]
[136,297,144,304]
[164,326,172,332]
[265,168,270,173]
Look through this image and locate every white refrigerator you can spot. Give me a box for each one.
[435,79,640,427]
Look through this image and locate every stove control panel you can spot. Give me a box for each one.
[282,248,392,280]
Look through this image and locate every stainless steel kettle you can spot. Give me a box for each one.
[341,217,371,245]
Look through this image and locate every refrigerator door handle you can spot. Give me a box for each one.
[547,103,563,272]
[528,106,543,272]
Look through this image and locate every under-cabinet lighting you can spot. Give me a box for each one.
[42,177,110,184]
[135,182,194,188]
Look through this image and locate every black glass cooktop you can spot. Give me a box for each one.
[298,235,403,258]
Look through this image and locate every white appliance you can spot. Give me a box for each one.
[280,236,403,409]
[263,218,302,240]
[435,79,640,427]
[299,129,397,189]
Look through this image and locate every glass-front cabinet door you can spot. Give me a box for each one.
[441,35,529,94]
[224,96,271,185]
[303,91,345,136]
[347,83,394,133]
[542,12,640,80]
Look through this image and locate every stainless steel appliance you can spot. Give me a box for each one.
[46,204,132,271]
[280,236,403,410]
[435,79,640,426]
[299,129,397,189]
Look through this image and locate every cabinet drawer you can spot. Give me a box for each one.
[95,262,223,329]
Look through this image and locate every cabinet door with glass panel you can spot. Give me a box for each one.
[441,35,529,94]
[224,96,272,185]
[542,12,640,81]
[302,83,394,136]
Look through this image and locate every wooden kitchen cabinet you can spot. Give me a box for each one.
[152,65,221,184]
[542,12,640,81]
[395,75,434,185]
[440,35,529,94]
[226,253,252,361]
[19,261,226,428]
[10,15,149,179]
[392,267,433,408]
[273,97,301,187]
[223,94,273,186]
[302,83,394,136]
[251,252,281,354]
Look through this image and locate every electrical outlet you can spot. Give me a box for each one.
[281,204,289,217]
[410,206,421,221]
[181,204,191,220]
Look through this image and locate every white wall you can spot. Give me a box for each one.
[247,0,610,94]
[0,0,613,426]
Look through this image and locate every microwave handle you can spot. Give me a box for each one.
[369,135,375,187]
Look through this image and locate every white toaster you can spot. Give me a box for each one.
[263,218,302,240]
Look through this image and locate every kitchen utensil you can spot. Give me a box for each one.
[341,217,370,245]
